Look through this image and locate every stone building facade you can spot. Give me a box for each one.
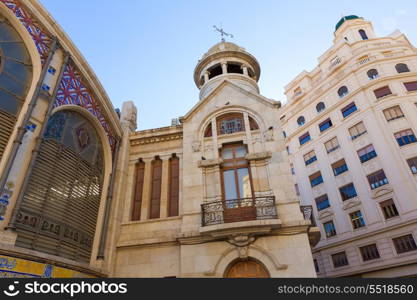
[0,0,318,278]
[281,15,417,277]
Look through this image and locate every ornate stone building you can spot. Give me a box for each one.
[281,15,417,277]
[0,0,317,278]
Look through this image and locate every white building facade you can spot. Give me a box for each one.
[281,15,417,277]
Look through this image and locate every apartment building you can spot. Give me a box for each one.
[280,15,417,277]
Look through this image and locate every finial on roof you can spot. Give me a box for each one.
[213,24,234,42]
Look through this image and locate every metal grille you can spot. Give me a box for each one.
[0,109,16,161]
[15,132,103,263]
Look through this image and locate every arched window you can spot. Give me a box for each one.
[168,154,179,217]
[225,259,270,278]
[15,111,104,263]
[359,29,368,40]
[132,159,145,221]
[367,69,379,80]
[208,63,223,79]
[150,156,162,219]
[0,19,33,162]
[227,62,243,74]
[249,116,259,130]
[282,131,287,138]
[204,123,213,137]
[338,86,349,98]
[395,63,410,73]
[217,113,245,135]
[297,116,305,126]
[316,102,326,113]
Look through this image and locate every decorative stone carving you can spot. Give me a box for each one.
[318,208,334,220]
[371,185,393,199]
[192,141,201,152]
[227,234,256,247]
[342,197,361,210]
[263,129,274,141]
[245,151,272,161]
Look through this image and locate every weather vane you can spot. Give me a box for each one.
[213,24,234,42]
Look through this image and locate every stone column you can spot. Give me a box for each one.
[211,118,219,159]
[140,157,153,220]
[221,62,227,74]
[243,112,254,153]
[242,65,249,76]
[204,71,209,83]
[160,156,170,218]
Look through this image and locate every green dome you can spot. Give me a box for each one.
[335,15,360,31]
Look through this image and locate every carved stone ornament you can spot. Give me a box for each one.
[263,129,274,142]
[192,141,201,152]
[227,234,256,247]
[342,198,361,210]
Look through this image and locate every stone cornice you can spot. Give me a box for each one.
[130,132,183,146]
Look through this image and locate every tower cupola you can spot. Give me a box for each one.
[194,41,261,100]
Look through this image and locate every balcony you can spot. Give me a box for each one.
[201,196,277,227]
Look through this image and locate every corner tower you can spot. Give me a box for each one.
[194,41,261,100]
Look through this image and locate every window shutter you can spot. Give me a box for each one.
[168,156,180,217]
[132,161,145,221]
[150,158,162,219]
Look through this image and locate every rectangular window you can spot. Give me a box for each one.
[357,144,377,163]
[407,157,417,174]
[294,183,300,196]
[309,171,323,187]
[332,159,348,176]
[290,163,295,175]
[374,86,392,99]
[395,129,417,146]
[168,155,180,217]
[325,137,340,153]
[131,161,145,221]
[349,121,367,140]
[323,220,337,238]
[314,259,320,273]
[393,234,417,254]
[341,102,357,118]
[315,194,330,211]
[404,81,417,92]
[299,132,311,145]
[367,169,388,190]
[383,105,404,121]
[150,157,163,219]
[350,210,366,229]
[339,183,357,201]
[304,150,317,166]
[319,118,333,132]
[380,199,399,219]
[360,244,380,261]
[332,251,348,268]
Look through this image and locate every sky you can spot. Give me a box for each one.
[39,0,417,130]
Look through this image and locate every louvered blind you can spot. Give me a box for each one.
[0,109,16,161]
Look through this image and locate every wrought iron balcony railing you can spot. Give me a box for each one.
[201,196,277,226]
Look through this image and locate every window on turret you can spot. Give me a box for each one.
[227,62,243,74]
[395,63,410,73]
[247,68,256,79]
[208,64,223,79]
[297,116,305,126]
[367,69,379,80]
[359,29,368,40]
[338,86,349,98]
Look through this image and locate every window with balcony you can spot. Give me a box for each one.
[394,129,417,147]
[297,116,306,126]
[324,220,337,238]
[309,171,323,187]
[341,102,357,118]
[339,183,357,201]
[367,69,379,80]
[304,150,317,166]
[407,157,417,174]
[383,105,404,121]
[357,144,377,163]
[299,132,311,145]
[319,118,333,132]
[350,210,366,229]
[380,199,399,219]
[325,137,340,153]
[395,63,410,73]
[393,234,417,254]
[374,86,392,99]
[332,251,348,268]
[332,159,348,176]
[367,169,388,190]
[349,121,367,140]
[316,102,326,113]
[359,29,368,40]
[404,81,417,92]
[315,194,330,211]
[217,113,245,135]
[360,244,380,261]
[338,86,349,98]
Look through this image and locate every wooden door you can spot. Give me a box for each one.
[225,260,269,278]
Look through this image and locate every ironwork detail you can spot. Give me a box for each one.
[201,196,277,226]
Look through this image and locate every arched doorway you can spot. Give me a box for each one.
[225,259,270,278]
